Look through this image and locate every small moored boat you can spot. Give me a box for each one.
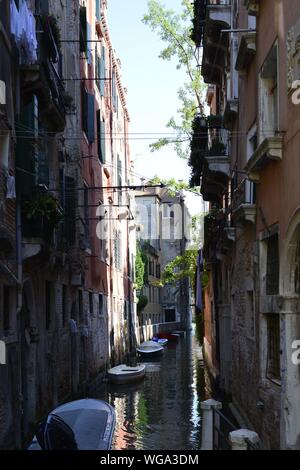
[136,340,164,356]
[152,336,168,346]
[158,332,179,342]
[107,364,146,385]
[28,398,115,450]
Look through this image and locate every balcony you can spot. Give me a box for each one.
[202,3,231,85]
[232,178,257,225]
[20,16,66,132]
[223,99,238,130]
[245,136,283,181]
[244,0,260,16]
[21,190,63,259]
[235,32,257,74]
[188,115,208,186]
[201,128,230,202]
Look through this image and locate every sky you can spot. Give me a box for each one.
[107,0,191,185]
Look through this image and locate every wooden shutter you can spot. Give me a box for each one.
[98,117,106,163]
[96,0,101,21]
[87,93,95,143]
[100,46,105,96]
[80,6,87,54]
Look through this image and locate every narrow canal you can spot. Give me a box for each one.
[88,326,208,450]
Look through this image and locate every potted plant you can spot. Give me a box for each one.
[207,114,223,128]
[22,192,63,239]
[208,138,227,156]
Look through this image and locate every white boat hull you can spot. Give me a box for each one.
[136,341,164,356]
[108,364,146,385]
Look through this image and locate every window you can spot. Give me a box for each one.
[63,175,76,245]
[156,264,161,279]
[3,286,10,333]
[82,86,95,143]
[96,0,101,21]
[117,155,122,205]
[247,124,257,161]
[294,237,300,294]
[245,180,256,204]
[62,285,67,327]
[45,281,52,330]
[96,46,106,97]
[165,308,176,322]
[97,110,106,163]
[78,290,83,321]
[79,6,87,54]
[112,70,117,110]
[266,234,279,295]
[259,45,278,143]
[89,292,94,315]
[124,300,128,320]
[0,131,9,169]
[99,294,104,316]
[266,314,281,380]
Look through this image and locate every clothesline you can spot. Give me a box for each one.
[10,0,38,64]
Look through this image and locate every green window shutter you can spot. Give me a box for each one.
[87,93,95,143]
[81,86,88,135]
[96,0,101,21]
[100,46,105,96]
[80,6,87,54]
[100,118,106,163]
[96,54,101,92]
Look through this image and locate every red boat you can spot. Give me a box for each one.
[157,332,180,342]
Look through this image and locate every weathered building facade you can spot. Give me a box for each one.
[135,187,192,335]
[0,0,136,449]
[192,0,300,449]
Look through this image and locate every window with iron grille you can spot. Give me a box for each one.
[266,314,281,381]
[266,234,279,295]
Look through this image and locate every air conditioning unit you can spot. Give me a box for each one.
[0,81,6,105]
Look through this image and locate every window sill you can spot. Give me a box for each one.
[267,377,281,387]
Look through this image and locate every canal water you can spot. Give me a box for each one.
[89,327,207,450]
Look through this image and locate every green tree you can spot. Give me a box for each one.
[147,175,200,197]
[156,249,198,290]
[135,244,146,292]
[142,0,206,159]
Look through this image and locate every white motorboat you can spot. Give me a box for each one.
[28,398,115,450]
[136,340,164,356]
[107,364,146,384]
